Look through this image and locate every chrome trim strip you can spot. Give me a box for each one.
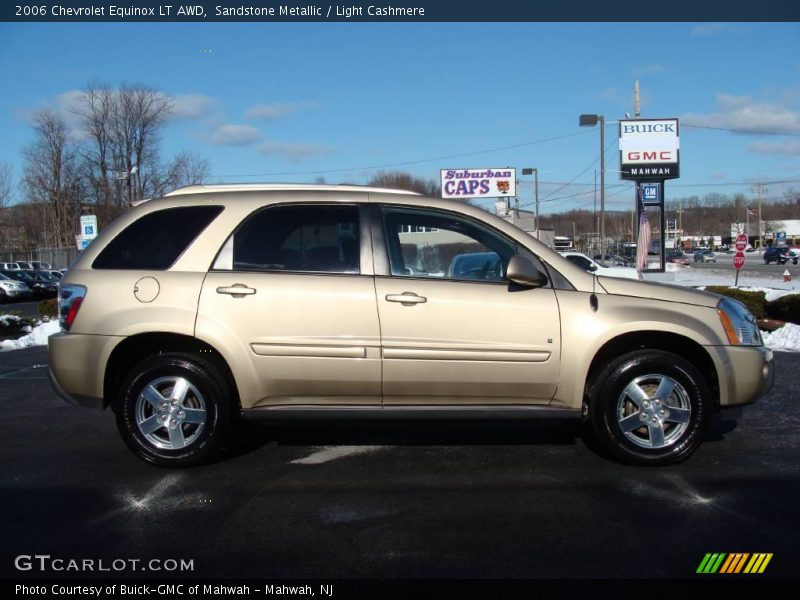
[382,348,551,362]
[250,344,367,358]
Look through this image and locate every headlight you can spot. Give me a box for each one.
[717,297,762,346]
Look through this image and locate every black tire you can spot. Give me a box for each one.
[114,352,231,467]
[587,350,712,466]
[0,288,6,303]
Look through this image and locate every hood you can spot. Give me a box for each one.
[597,276,720,308]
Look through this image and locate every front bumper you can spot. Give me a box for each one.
[719,345,775,407]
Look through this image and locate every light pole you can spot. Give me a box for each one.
[580,114,605,262]
[522,167,539,239]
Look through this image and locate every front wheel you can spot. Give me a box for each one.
[587,350,712,465]
[115,353,231,467]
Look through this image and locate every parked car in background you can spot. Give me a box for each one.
[666,251,690,266]
[0,273,31,302]
[562,251,642,280]
[693,249,716,263]
[45,270,64,281]
[446,252,503,281]
[2,270,57,298]
[764,246,798,265]
[15,261,33,270]
[29,261,52,270]
[0,262,22,271]
[49,184,773,468]
[593,253,632,267]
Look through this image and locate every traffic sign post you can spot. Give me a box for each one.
[734,250,746,287]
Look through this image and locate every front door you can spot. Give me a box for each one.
[373,206,561,405]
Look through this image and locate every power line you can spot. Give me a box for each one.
[210,129,593,179]
[682,123,800,137]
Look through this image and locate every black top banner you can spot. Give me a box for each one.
[2,0,799,22]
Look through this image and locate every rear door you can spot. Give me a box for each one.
[196,203,381,408]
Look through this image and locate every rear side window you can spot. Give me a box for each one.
[231,204,360,274]
[92,206,223,270]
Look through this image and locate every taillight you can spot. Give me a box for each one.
[59,285,87,332]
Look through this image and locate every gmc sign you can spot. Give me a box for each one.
[619,118,680,181]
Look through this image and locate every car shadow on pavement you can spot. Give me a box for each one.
[217,418,586,464]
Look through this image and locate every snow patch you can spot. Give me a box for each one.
[0,320,60,350]
[761,323,800,353]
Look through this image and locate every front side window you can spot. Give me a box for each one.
[381,207,516,282]
[231,204,360,274]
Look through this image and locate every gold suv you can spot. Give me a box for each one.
[49,185,775,466]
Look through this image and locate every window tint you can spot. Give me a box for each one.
[381,207,516,282]
[232,205,360,274]
[92,206,223,270]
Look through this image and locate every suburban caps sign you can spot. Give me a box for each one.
[619,119,680,180]
[440,168,516,199]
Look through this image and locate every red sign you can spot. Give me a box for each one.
[735,234,748,252]
[734,251,746,270]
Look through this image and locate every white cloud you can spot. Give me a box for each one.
[168,94,215,119]
[257,140,336,162]
[245,101,319,120]
[749,140,800,156]
[682,94,800,134]
[209,124,262,146]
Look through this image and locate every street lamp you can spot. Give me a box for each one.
[580,114,605,262]
[521,167,539,239]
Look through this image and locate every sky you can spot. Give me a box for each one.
[1,21,799,214]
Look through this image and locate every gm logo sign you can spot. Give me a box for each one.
[641,183,661,205]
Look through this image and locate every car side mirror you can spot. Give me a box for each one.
[506,255,549,288]
[588,264,598,272]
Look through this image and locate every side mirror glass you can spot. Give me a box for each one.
[589,264,598,272]
[506,255,549,288]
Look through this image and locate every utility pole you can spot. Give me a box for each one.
[634,80,641,119]
[754,183,765,250]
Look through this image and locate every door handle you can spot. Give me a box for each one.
[385,292,427,306]
[216,284,256,297]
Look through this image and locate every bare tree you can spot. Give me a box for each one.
[0,161,13,209]
[22,110,81,248]
[155,152,211,197]
[368,170,441,197]
[75,83,173,211]
[73,83,115,213]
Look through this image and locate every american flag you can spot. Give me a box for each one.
[636,185,651,272]
[747,206,756,216]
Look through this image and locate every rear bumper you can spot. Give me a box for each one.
[49,367,104,409]
[48,332,125,410]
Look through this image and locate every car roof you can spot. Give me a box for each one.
[162,183,421,198]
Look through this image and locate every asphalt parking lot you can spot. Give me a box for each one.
[1,346,798,581]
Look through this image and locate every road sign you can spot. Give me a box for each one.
[734,251,746,270]
[735,233,748,252]
[80,215,98,240]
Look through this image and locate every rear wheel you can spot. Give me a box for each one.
[587,350,712,465]
[115,353,231,467]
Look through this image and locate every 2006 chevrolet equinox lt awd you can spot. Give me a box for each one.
[49,184,775,466]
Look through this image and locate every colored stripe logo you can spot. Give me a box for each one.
[697,553,773,574]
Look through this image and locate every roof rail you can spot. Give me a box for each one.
[164,183,421,197]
